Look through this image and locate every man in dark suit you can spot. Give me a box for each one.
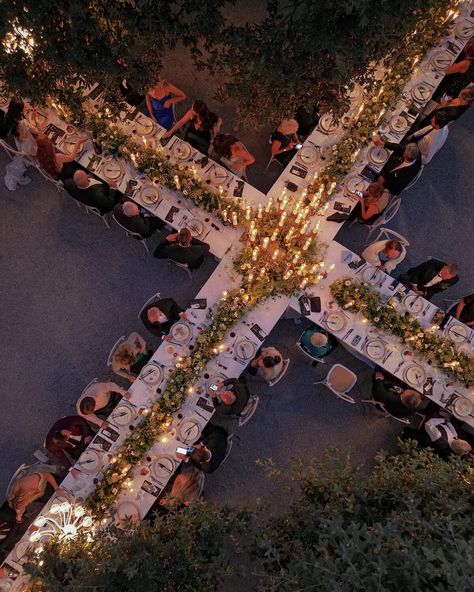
[372,370,425,418]
[45,415,93,470]
[139,296,184,337]
[153,227,210,270]
[398,259,459,300]
[373,136,422,195]
[189,424,229,474]
[113,200,164,238]
[210,376,250,418]
[64,170,120,214]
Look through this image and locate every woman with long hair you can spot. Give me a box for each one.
[36,133,86,180]
[162,99,222,154]
[111,332,152,382]
[213,133,255,178]
[146,80,186,130]
[270,118,300,166]
[347,181,391,224]
[8,470,62,523]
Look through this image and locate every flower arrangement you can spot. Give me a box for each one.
[330,277,474,386]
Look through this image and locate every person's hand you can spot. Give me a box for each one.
[159,498,168,506]
[109,180,118,189]
[16,512,24,523]
[162,130,172,139]
[375,371,384,380]
[70,468,80,479]
[129,375,136,382]
[378,264,386,271]
[372,135,384,147]
[0,567,8,579]
[378,175,385,184]
[175,452,188,462]
[166,232,178,242]
[56,488,67,497]
[179,312,187,321]
[124,391,131,400]
[163,99,173,109]
[100,422,108,429]
[440,94,451,106]
[84,436,93,444]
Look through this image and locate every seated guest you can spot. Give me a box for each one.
[139,296,184,337]
[210,376,250,418]
[187,424,229,474]
[213,133,255,178]
[424,415,472,460]
[45,415,93,469]
[405,110,450,165]
[372,370,426,418]
[270,119,300,167]
[434,39,474,102]
[36,133,86,180]
[159,468,201,508]
[162,99,222,155]
[77,380,129,428]
[249,346,283,382]
[373,137,422,195]
[362,239,405,273]
[111,331,153,382]
[423,85,474,128]
[115,56,145,107]
[294,104,320,137]
[299,325,337,359]
[64,170,120,214]
[398,259,459,301]
[146,80,186,130]
[8,470,62,523]
[113,200,164,238]
[346,181,391,224]
[450,293,474,327]
[153,227,210,270]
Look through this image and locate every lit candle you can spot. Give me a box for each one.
[280,195,288,211]
[131,153,137,166]
[142,136,147,147]
[252,246,259,261]
[278,211,287,227]
[246,206,251,220]
[271,229,279,241]
[300,221,310,235]
[312,220,321,234]
[298,263,307,276]
[222,290,228,299]
[219,185,223,197]
[283,269,293,280]
[250,228,258,242]
[295,212,303,225]
[258,204,263,219]
[272,248,279,260]
[265,197,273,212]
[284,228,295,242]
[328,263,336,272]
[222,210,228,223]
[248,273,254,283]
[292,252,300,264]
[310,264,319,273]
[259,266,266,277]
[174,175,181,190]
[300,278,309,289]
[302,237,312,251]
[232,211,238,226]
[327,182,337,196]
[262,236,270,249]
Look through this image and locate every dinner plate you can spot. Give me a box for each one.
[454,21,474,39]
[134,115,156,137]
[299,145,318,165]
[361,266,382,285]
[403,364,426,388]
[185,218,205,236]
[452,397,473,419]
[170,321,193,344]
[365,338,386,360]
[13,540,30,562]
[116,501,140,526]
[76,449,102,474]
[318,113,339,133]
[206,373,227,395]
[344,174,365,195]
[139,185,160,205]
[412,83,432,103]
[140,363,164,385]
[173,142,192,161]
[102,160,123,181]
[234,338,256,361]
[389,115,408,133]
[210,166,228,185]
[447,323,469,343]
[430,49,453,70]
[152,456,176,480]
[61,135,81,155]
[325,311,346,333]
[368,145,389,165]
[178,419,201,444]
[403,294,424,315]
[110,404,135,426]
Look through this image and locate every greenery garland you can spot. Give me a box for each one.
[330,277,474,386]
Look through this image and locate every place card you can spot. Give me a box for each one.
[299,296,311,316]
[290,164,308,179]
[333,201,351,214]
[101,425,120,442]
[196,396,215,413]
[190,298,207,309]
[233,180,245,197]
[87,154,102,172]
[88,84,105,100]
[250,323,267,342]
[165,205,180,223]
[124,179,139,198]
[348,258,364,270]
[423,377,434,396]
[359,165,378,183]
[92,435,112,452]
[44,123,65,143]
[141,479,162,497]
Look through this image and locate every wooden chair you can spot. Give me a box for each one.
[313,364,357,404]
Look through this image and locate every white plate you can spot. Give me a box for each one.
[178,420,201,444]
[447,323,469,343]
[170,321,192,343]
[206,373,227,395]
[152,456,176,480]
[430,49,453,70]
[299,145,318,165]
[454,21,474,39]
[404,364,426,388]
[110,404,135,426]
[234,338,256,361]
[368,145,389,165]
[344,174,365,195]
[185,218,205,236]
[318,113,339,133]
[452,397,473,419]
[210,166,228,185]
[140,185,160,205]
[61,134,81,155]
[173,142,192,160]
[139,364,163,385]
[403,294,424,315]
[102,160,123,180]
[412,83,432,103]
[389,115,408,133]
[13,540,30,562]
[365,338,386,360]
[76,449,102,474]
[134,116,156,137]
[325,311,346,332]
[361,266,382,285]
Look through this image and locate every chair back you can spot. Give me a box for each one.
[403,164,424,192]
[168,259,192,279]
[238,395,260,427]
[5,464,29,500]
[107,335,126,367]
[361,398,411,425]
[370,226,410,247]
[138,292,162,319]
[268,358,290,387]
[296,333,326,365]
[219,434,234,469]
[112,213,149,252]
[366,197,401,240]
[84,204,110,228]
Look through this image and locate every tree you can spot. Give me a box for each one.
[203,0,451,128]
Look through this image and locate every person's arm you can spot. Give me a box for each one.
[146,94,158,124]
[454,300,465,320]
[234,142,255,168]
[43,472,61,493]
[162,109,193,138]
[73,417,92,440]
[383,141,407,156]
[56,136,87,164]
[444,59,469,75]
[361,243,381,267]
[212,116,223,137]
[104,381,128,397]
[163,82,186,108]
[272,138,294,156]
[129,331,147,353]
[358,198,380,221]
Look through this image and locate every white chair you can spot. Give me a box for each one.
[268,358,290,387]
[368,227,410,247]
[361,398,411,425]
[167,259,192,280]
[83,204,110,229]
[75,377,99,414]
[442,298,460,312]
[138,292,161,320]
[34,164,66,194]
[402,165,424,192]
[112,213,149,253]
[238,395,259,427]
[265,134,285,170]
[107,336,126,367]
[296,334,327,366]
[219,434,234,469]
[366,197,402,240]
[5,464,28,499]
[313,364,357,404]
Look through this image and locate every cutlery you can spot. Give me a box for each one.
[233,357,246,365]
[342,328,353,340]
[202,228,212,241]
[194,409,208,421]
[421,303,432,316]
[157,462,171,474]
[139,368,156,381]
[216,360,228,370]
[394,359,405,373]
[113,411,129,418]
[77,458,96,465]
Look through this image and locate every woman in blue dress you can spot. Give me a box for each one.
[146,81,186,130]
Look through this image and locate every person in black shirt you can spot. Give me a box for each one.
[64,170,120,214]
[45,416,93,469]
[373,136,422,195]
[450,293,474,327]
[270,119,300,167]
[189,424,229,474]
[397,259,459,301]
[113,200,163,239]
[210,376,250,418]
[139,297,184,337]
[153,228,210,270]
[372,371,426,418]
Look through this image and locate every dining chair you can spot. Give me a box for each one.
[361,398,411,424]
[296,333,327,366]
[265,136,285,171]
[442,298,460,312]
[167,259,192,280]
[402,165,424,192]
[34,164,66,194]
[112,213,149,253]
[138,291,161,320]
[238,395,260,427]
[313,364,357,404]
[83,204,110,229]
[107,336,126,367]
[219,434,234,469]
[268,358,290,387]
[366,197,402,240]
[369,226,410,247]
[5,464,28,499]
